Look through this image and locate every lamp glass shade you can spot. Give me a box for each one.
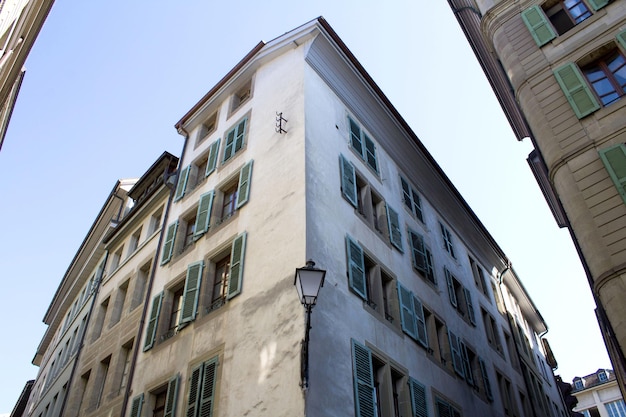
[295,267,325,306]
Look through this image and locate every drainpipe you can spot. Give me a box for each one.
[119,135,189,417]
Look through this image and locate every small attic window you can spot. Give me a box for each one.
[230,79,252,115]
[574,378,584,390]
[598,370,608,382]
[196,111,218,148]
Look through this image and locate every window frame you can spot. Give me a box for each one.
[222,117,248,163]
[348,116,379,174]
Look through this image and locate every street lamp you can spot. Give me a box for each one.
[294,259,326,388]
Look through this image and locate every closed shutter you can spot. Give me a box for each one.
[364,133,378,173]
[448,330,465,378]
[227,232,247,299]
[401,177,413,212]
[521,5,556,46]
[194,191,214,239]
[129,394,144,417]
[617,30,626,51]
[445,269,457,307]
[161,221,179,265]
[587,0,608,10]
[163,375,179,417]
[223,128,236,162]
[413,295,429,348]
[436,398,452,417]
[409,377,428,417]
[479,358,494,401]
[340,155,358,207]
[143,292,163,351]
[186,364,203,417]
[349,117,363,157]
[233,118,247,153]
[199,357,218,417]
[460,342,474,385]
[235,160,253,208]
[346,236,367,300]
[386,204,403,251]
[409,230,427,273]
[553,63,600,119]
[397,281,417,339]
[180,261,204,324]
[351,340,376,417]
[174,165,190,201]
[599,144,626,204]
[205,139,220,177]
[463,287,476,325]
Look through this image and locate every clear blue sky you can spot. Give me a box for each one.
[0,1,610,413]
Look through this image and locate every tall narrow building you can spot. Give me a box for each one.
[447,0,626,396]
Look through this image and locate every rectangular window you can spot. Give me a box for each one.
[400,176,424,222]
[109,280,129,327]
[149,207,163,235]
[110,246,123,272]
[209,255,230,312]
[118,340,133,394]
[440,223,456,259]
[496,371,519,417]
[186,357,219,417]
[434,395,462,417]
[583,50,626,106]
[230,80,252,114]
[543,0,591,35]
[481,307,503,354]
[363,257,400,325]
[445,268,476,325]
[214,161,253,224]
[128,227,142,255]
[205,232,248,312]
[348,116,379,173]
[91,297,109,342]
[181,212,197,253]
[553,62,601,118]
[606,399,626,417]
[408,229,435,285]
[147,375,179,417]
[195,111,217,148]
[223,117,248,162]
[95,355,111,408]
[397,281,429,348]
[469,257,490,299]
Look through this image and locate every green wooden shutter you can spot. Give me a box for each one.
[409,377,428,417]
[460,342,474,385]
[464,287,476,325]
[161,221,178,265]
[199,357,218,417]
[409,230,427,273]
[448,330,465,378]
[599,144,626,204]
[186,363,203,417]
[386,204,403,251]
[235,160,253,208]
[174,165,190,201]
[445,269,457,307]
[553,63,601,119]
[194,191,214,239]
[234,118,247,153]
[412,189,424,222]
[351,340,376,417]
[397,281,417,339]
[617,31,626,51]
[180,261,204,324]
[587,0,608,10]
[340,155,358,207]
[205,139,220,177]
[401,177,413,211]
[363,133,378,173]
[425,248,435,284]
[129,394,144,417]
[163,375,179,417]
[346,236,367,300]
[479,358,494,401]
[227,232,247,299]
[143,292,163,351]
[413,295,429,348]
[349,117,363,157]
[521,5,556,46]
[223,128,236,162]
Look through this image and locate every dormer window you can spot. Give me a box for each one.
[574,378,584,390]
[598,370,608,382]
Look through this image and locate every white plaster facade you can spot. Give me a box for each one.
[573,370,625,417]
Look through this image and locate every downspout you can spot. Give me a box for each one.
[119,133,189,417]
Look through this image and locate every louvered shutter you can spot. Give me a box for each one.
[129,394,144,417]
[340,155,358,207]
[460,342,474,385]
[194,191,214,239]
[409,377,428,417]
[401,177,413,211]
[521,6,556,46]
[352,340,376,417]
[479,358,494,401]
[436,398,452,417]
[235,160,253,208]
[397,281,417,339]
[386,204,403,251]
[163,375,179,417]
[143,292,163,351]
[223,128,236,162]
[161,221,179,265]
[346,236,367,300]
[227,232,247,299]
[349,118,363,157]
[445,269,457,307]
[599,144,626,204]
[186,364,203,417]
[180,261,204,324]
[174,165,190,201]
[413,295,429,348]
[553,63,600,119]
[464,287,476,325]
[364,133,378,172]
[233,118,247,153]
[199,357,218,417]
[448,330,465,378]
[409,230,427,273]
[587,0,608,10]
[205,139,220,177]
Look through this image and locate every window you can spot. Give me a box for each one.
[424,308,449,367]
[543,0,591,35]
[448,330,466,378]
[214,160,253,224]
[137,375,180,417]
[397,281,429,348]
[582,407,601,417]
[181,212,197,253]
[479,358,494,402]
[109,280,129,327]
[598,370,608,382]
[582,50,626,106]
[231,79,252,113]
[131,262,150,310]
[481,308,503,353]
[186,357,219,417]
[128,227,142,255]
[504,331,520,370]
[606,399,626,417]
[440,223,456,259]
[491,281,506,314]
[110,246,123,272]
[445,268,476,325]
[167,286,184,336]
[91,297,109,342]
[348,116,379,173]
[434,395,462,417]
[209,255,230,312]
[195,111,217,148]
[118,340,133,395]
[496,371,519,417]
[95,356,111,408]
[223,117,248,162]
[400,176,423,222]
[573,378,584,390]
[469,257,490,299]
[408,229,435,285]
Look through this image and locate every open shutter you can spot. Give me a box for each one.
[346,236,367,300]
[479,358,494,401]
[235,160,253,208]
[143,292,163,351]
[409,377,428,417]
[413,295,429,348]
[186,363,203,417]
[386,204,403,251]
[587,0,608,10]
[161,221,179,265]
[194,191,214,239]
[349,117,363,157]
[618,31,626,51]
[448,330,465,378]
[205,139,220,177]
[445,269,457,307]
[340,155,358,207]
[174,165,190,201]
[352,340,376,417]
[227,232,247,299]
[521,5,556,46]
[553,63,600,119]
[397,281,417,339]
[363,133,378,173]
[199,357,218,417]
[599,144,626,204]
[464,287,476,325]
[129,394,144,417]
[180,261,204,324]
[460,342,474,385]
[163,375,179,417]
[409,230,427,273]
